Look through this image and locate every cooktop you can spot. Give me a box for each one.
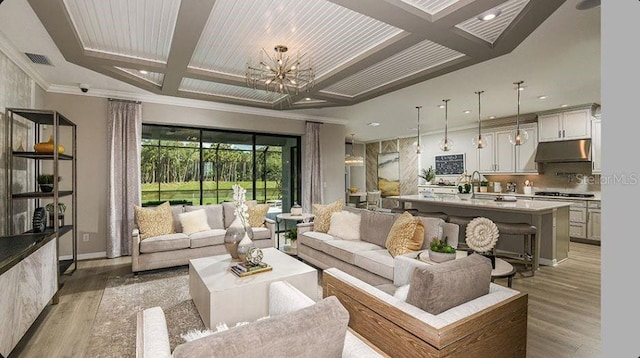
[534,191,595,198]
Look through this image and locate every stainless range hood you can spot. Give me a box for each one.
[534,139,592,163]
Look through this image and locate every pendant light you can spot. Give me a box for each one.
[509,81,528,146]
[415,106,422,154]
[345,134,364,166]
[439,99,453,151]
[472,90,485,149]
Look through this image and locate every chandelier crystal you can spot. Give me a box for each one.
[509,81,529,146]
[345,134,364,167]
[472,90,485,149]
[439,99,453,151]
[246,45,315,99]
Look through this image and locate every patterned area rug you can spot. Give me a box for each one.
[86,267,205,357]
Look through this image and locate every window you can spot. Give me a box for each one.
[141,125,300,212]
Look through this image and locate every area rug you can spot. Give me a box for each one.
[86,267,205,357]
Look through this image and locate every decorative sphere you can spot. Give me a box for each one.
[246,247,264,265]
[439,137,454,151]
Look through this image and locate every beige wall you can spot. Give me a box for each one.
[43,93,344,257]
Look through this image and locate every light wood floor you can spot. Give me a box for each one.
[9,242,600,358]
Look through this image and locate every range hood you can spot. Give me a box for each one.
[534,139,592,163]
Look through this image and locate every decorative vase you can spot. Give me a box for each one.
[457,193,473,200]
[237,233,255,263]
[224,216,254,260]
[428,249,456,263]
[33,134,65,154]
[290,202,303,216]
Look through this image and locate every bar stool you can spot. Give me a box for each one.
[447,215,476,250]
[414,211,449,221]
[493,222,537,276]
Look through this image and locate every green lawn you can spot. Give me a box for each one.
[141,181,280,205]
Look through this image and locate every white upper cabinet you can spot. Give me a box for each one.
[516,124,538,173]
[538,107,593,142]
[495,130,515,173]
[591,118,601,173]
[477,132,495,172]
[476,123,537,174]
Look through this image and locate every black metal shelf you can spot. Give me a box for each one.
[6,108,75,126]
[12,190,74,199]
[12,151,73,160]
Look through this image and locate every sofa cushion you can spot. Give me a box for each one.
[247,203,270,228]
[139,233,190,253]
[327,211,361,240]
[251,227,272,241]
[135,202,175,240]
[185,205,224,230]
[179,209,211,235]
[322,240,381,265]
[406,253,492,315]
[170,205,185,233]
[299,231,336,251]
[359,210,397,247]
[312,200,343,233]
[354,249,394,280]
[385,211,425,257]
[189,229,226,248]
[172,296,349,358]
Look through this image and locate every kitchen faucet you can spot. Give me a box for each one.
[470,170,482,199]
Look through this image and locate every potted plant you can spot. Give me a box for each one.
[419,166,436,184]
[284,227,298,249]
[45,202,66,227]
[428,237,456,263]
[457,183,473,200]
[480,180,489,193]
[37,174,61,193]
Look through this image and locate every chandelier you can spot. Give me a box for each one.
[246,45,315,98]
[345,134,364,167]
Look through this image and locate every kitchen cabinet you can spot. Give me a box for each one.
[591,117,601,173]
[477,123,537,173]
[587,201,601,241]
[538,107,593,142]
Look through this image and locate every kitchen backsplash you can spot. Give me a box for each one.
[483,162,601,194]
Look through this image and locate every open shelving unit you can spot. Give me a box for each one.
[4,108,77,276]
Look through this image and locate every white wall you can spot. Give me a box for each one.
[419,127,479,184]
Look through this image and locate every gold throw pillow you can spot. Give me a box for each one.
[385,211,425,257]
[247,204,271,227]
[312,200,344,233]
[134,201,175,240]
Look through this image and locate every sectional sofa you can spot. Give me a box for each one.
[132,201,275,273]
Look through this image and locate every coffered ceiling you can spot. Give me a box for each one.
[24,0,565,110]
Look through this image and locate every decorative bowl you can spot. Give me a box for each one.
[457,193,473,200]
[428,249,456,263]
[349,187,359,194]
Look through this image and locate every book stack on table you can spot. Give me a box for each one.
[230,261,272,277]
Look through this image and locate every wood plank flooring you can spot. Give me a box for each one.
[8,242,600,358]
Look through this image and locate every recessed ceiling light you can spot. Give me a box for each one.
[537,95,548,100]
[139,70,148,74]
[477,8,502,21]
[438,104,445,109]
[489,116,496,119]
[367,122,380,127]
[304,97,311,101]
[463,110,471,114]
[561,104,568,107]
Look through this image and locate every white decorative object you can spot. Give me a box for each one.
[465,217,499,252]
[327,211,361,240]
[178,209,211,235]
[290,202,303,216]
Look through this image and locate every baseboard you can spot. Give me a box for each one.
[60,251,107,261]
[538,258,558,267]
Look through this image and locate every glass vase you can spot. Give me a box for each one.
[237,233,255,263]
[224,216,254,260]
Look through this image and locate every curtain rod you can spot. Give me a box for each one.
[108,98,141,104]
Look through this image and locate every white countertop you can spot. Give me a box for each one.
[474,191,601,202]
[393,195,572,213]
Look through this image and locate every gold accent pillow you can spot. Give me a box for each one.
[312,200,344,233]
[247,204,271,227]
[134,201,175,240]
[385,211,425,257]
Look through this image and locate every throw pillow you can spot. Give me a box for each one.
[405,254,492,315]
[134,201,174,240]
[247,203,270,227]
[312,200,343,233]
[179,209,211,235]
[327,211,361,240]
[385,211,425,257]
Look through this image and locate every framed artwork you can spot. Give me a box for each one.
[377,152,399,197]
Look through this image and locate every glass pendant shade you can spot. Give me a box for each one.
[439,99,452,151]
[473,90,485,149]
[510,81,528,146]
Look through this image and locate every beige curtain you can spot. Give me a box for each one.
[107,100,141,258]
[302,121,323,213]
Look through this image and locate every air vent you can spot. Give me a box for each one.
[25,53,53,66]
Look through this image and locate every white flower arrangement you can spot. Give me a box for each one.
[465,217,499,253]
[232,184,249,227]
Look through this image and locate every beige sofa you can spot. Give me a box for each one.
[132,201,275,273]
[297,207,459,286]
[137,281,385,357]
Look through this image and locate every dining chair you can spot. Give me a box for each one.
[365,191,381,211]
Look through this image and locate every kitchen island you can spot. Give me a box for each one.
[393,195,571,267]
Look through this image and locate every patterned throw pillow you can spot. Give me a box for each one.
[312,200,343,233]
[385,211,425,257]
[247,204,271,227]
[134,201,175,240]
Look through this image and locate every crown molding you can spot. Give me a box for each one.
[0,30,51,91]
[46,84,348,125]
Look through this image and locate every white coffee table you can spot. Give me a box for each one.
[189,247,318,328]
